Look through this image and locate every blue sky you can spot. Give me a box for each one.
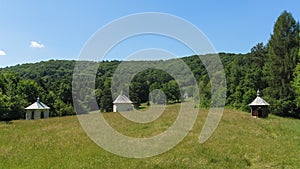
[0,0,299,67]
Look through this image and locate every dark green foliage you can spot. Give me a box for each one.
[130,68,180,105]
[0,72,26,121]
[100,79,113,112]
[226,44,267,111]
[291,62,300,118]
[0,60,76,120]
[162,80,181,103]
[225,11,300,117]
[263,11,300,117]
[17,79,42,103]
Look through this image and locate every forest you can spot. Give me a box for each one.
[0,11,299,120]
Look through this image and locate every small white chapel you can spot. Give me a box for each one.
[113,91,134,112]
[25,97,50,120]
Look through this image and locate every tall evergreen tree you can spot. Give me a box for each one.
[263,11,300,116]
[100,79,113,112]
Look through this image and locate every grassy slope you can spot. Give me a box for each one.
[0,105,299,169]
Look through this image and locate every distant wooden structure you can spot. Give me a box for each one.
[184,92,189,99]
[25,97,50,120]
[113,91,134,112]
[249,89,270,118]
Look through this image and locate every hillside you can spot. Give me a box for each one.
[1,49,300,120]
[0,54,238,120]
[0,105,299,168]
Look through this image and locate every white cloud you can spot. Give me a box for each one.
[0,50,6,56]
[30,41,45,48]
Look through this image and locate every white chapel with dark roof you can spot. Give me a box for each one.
[249,89,270,118]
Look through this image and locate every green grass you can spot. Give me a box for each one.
[0,104,299,169]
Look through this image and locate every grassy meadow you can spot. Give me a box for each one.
[0,104,300,169]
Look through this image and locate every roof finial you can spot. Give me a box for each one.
[37,97,40,103]
[257,89,260,97]
[120,90,124,95]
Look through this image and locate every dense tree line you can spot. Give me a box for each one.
[0,11,299,120]
[0,60,76,120]
[225,11,300,118]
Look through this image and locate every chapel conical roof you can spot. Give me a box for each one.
[113,91,133,104]
[25,97,50,110]
[249,89,270,106]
